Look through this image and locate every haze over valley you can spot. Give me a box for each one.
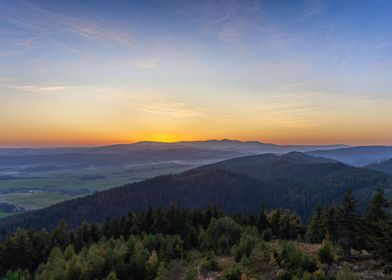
[1,139,392,217]
[0,139,348,213]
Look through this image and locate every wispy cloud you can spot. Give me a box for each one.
[135,59,159,69]
[301,0,326,20]
[140,102,203,118]
[0,50,25,57]
[61,17,133,47]
[95,87,159,102]
[374,41,391,50]
[1,79,160,101]
[201,0,238,28]
[6,84,69,94]
[17,38,37,47]
[0,77,16,83]
[0,1,133,51]
[181,0,296,54]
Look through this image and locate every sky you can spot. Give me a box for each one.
[1,0,392,147]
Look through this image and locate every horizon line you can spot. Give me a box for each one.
[1,138,390,149]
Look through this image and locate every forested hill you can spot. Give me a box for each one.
[307,146,392,166]
[367,158,392,175]
[191,152,343,181]
[0,152,390,235]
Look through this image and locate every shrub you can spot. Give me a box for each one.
[276,242,318,277]
[234,232,258,261]
[276,269,292,280]
[318,239,335,264]
[336,266,358,280]
[185,268,197,280]
[301,254,318,273]
[313,269,328,280]
[200,253,220,274]
[217,235,230,255]
[262,228,272,241]
[223,267,242,280]
[203,217,242,254]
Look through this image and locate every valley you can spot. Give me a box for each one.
[0,160,206,216]
[0,140,349,216]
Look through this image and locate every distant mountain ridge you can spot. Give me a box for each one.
[367,158,392,175]
[307,146,392,166]
[98,139,348,154]
[0,152,389,235]
[0,139,349,155]
[0,140,348,167]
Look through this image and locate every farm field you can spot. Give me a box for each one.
[0,160,204,212]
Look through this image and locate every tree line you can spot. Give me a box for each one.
[306,187,392,260]
[0,187,391,279]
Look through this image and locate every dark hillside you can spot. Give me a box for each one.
[0,153,389,235]
[367,158,392,175]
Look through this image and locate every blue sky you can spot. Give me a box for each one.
[1,0,392,146]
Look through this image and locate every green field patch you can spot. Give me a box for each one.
[2,192,75,210]
[0,161,197,211]
[0,211,14,218]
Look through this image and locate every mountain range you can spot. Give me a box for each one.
[0,140,347,167]
[3,140,392,168]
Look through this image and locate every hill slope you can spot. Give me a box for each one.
[307,146,392,166]
[0,152,389,234]
[367,158,392,175]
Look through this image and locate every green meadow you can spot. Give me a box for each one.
[0,161,197,211]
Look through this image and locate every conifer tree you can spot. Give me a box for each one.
[374,221,392,261]
[321,207,339,244]
[143,207,154,233]
[363,186,389,251]
[338,190,361,258]
[51,220,70,249]
[256,206,268,233]
[153,208,165,233]
[305,207,324,243]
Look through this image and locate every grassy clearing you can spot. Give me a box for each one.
[0,162,194,192]
[0,161,196,212]
[2,192,75,210]
[0,211,14,218]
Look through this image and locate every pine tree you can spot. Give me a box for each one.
[143,207,154,233]
[374,221,392,261]
[30,229,51,268]
[338,190,361,258]
[363,186,389,252]
[153,208,165,233]
[3,229,34,271]
[65,256,81,280]
[256,206,268,233]
[51,220,70,249]
[123,212,135,236]
[321,207,339,244]
[305,207,324,243]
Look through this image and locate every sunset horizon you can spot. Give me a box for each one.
[1,1,392,148]
[1,138,392,149]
